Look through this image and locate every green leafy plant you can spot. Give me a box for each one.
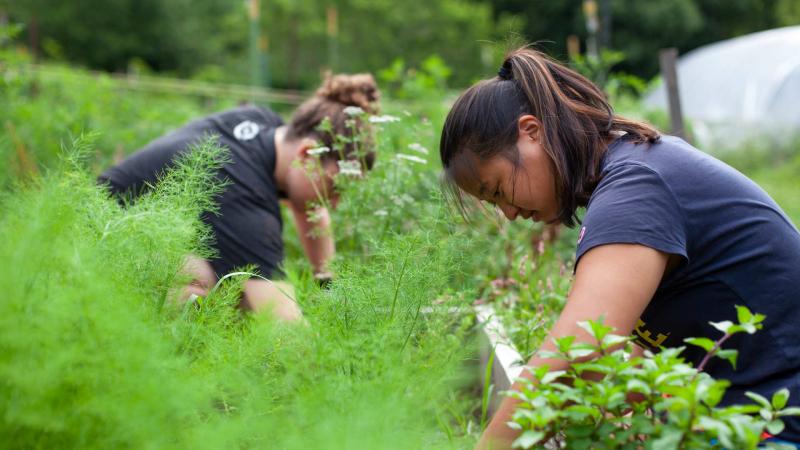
[570,50,647,100]
[507,306,799,449]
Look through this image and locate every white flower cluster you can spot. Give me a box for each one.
[337,159,363,177]
[307,146,330,156]
[391,193,415,206]
[368,114,401,124]
[343,106,365,116]
[396,153,427,164]
[373,209,389,217]
[407,142,429,154]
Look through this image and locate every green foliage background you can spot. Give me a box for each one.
[0,75,489,448]
[5,0,800,89]
[3,6,800,447]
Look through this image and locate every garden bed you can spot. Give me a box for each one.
[476,303,525,416]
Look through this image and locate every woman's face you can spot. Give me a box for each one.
[454,116,559,224]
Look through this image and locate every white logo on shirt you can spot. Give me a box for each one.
[233,120,261,141]
[577,226,587,244]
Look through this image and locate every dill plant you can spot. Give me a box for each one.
[0,131,484,449]
[0,136,229,448]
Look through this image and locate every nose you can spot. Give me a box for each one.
[498,204,520,221]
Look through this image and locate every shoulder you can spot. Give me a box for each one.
[210,105,284,130]
[602,135,698,175]
[589,160,680,212]
[577,156,689,267]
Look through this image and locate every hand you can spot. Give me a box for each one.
[314,271,333,289]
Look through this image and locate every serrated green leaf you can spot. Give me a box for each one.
[772,388,790,410]
[590,320,613,341]
[537,350,564,360]
[564,404,601,421]
[576,320,595,339]
[778,407,800,417]
[767,419,786,435]
[512,430,545,449]
[540,370,567,385]
[727,324,745,334]
[626,379,652,395]
[555,335,576,353]
[568,348,595,359]
[709,320,734,334]
[574,362,613,375]
[684,337,715,352]
[651,427,682,450]
[741,323,758,334]
[745,391,772,409]
[601,333,629,348]
[716,349,738,370]
[736,305,753,324]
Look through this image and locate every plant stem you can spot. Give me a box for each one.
[389,252,410,320]
[695,332,733,376]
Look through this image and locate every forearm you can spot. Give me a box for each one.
[477,355,565,450]
[476,381,526,450]
[292,205,335,275]
[305,229,334,275]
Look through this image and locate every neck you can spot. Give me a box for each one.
[273,125,296,194]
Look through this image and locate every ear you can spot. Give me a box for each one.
[517,115,542,141]
[295,138,319,161]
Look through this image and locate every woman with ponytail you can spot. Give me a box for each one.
[99,73,380,321]
[440,47,800,448]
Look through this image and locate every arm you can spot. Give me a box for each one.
[290,202,335,278]
[476,243,669,450]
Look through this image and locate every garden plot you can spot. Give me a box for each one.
[476,303,524,416]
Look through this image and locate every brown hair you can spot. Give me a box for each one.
[439,46,660,227]
[287,72,380,170]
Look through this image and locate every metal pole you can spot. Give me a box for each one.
[566,35,580,60]
[29,15,39,62]
[0,11,8,46]
[599,0,611,50]
[260,33,270,89]
[583,0,599,59]
[659,48,687,140]
[326,5,339,72]
[248,0,264,88]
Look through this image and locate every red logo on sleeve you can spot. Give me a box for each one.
[577,226,586,244]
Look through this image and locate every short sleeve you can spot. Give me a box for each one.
[575,163,688,269]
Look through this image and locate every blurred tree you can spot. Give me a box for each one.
[263,0,494,89]
[775,0,800,26]
[610,0,703,76]
[6,0,494,89]
[488,0,794,79]
[488,0,585,60]
[7,0,796,87]
[6,0,245,76]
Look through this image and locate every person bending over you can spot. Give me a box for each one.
[99,73,379,321]
[439,47,800,448]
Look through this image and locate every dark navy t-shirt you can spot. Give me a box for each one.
[576,135,800,439]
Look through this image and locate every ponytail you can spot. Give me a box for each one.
[440,46,659,226]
